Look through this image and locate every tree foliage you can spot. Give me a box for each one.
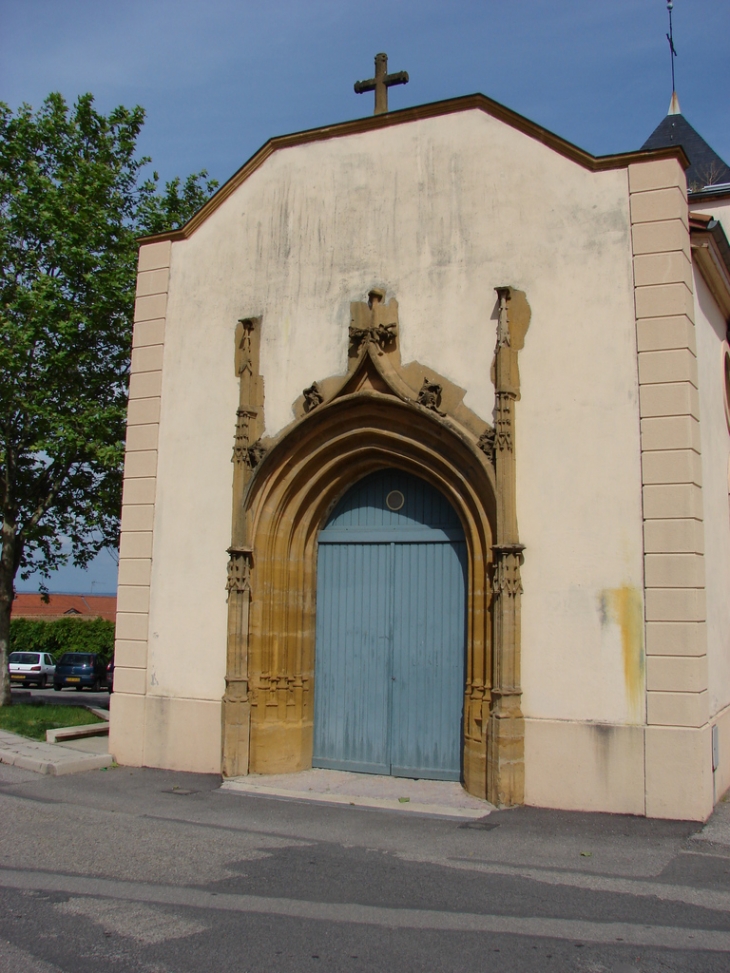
[0,93,218,703]
[10,617,115,662]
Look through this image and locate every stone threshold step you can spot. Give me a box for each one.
[222,778,493,819]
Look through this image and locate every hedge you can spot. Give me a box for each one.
[9,617,115,663]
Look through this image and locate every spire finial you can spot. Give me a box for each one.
[666,1,678,100]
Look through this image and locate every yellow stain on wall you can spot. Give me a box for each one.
[599,585,645,720]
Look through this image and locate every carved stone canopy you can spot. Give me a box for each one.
[290,289,499,479]
[226,546,252,595]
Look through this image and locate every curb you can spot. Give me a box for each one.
[0,749,113,775]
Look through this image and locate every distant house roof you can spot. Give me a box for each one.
[11,593,117,623]
[642,104,730,192]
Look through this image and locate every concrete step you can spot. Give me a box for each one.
[0,728,112,776]
[46,722,109,743]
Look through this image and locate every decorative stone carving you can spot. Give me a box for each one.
[491,543,525,597]
[303,382,324,412]
[487,285,531,808]
[349,319,397,352]
[494,392,514,453]
[417,378,445,415]
[224,313,264,779]
[226,547,252,595]
[246,439,266,469]
[235,317,257,377]
[477,426,496,463]
[349,288,399,357]
[233,407,257,465]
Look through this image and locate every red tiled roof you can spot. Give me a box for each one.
[11,593,117,623]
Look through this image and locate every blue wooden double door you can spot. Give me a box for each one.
[313,470,467,780]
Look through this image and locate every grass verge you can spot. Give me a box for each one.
[0,702,104,741]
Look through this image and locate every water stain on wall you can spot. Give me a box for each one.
[599,585,645,720]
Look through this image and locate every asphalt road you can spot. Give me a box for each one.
[0,761,729,973]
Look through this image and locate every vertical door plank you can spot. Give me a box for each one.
[313,541,391,773]
[391,540,467,780]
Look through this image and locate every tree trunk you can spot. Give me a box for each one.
[0,519,20,707]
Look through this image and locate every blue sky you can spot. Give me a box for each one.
[2,0,729,593]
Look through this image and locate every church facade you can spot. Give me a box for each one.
[108,93,730,820]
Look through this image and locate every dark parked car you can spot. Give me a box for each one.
[104,660,114,693]
[53,653,107,691]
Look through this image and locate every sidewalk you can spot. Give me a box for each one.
[0,727,113,775]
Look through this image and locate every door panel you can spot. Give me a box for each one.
[313,541,392,773]
[391,540,467,780]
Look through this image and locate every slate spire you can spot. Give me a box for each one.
[643,2,730,192]
[642,107,730,193]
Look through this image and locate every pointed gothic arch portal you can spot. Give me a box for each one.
[222,287,528,803]
[240,391,498,799]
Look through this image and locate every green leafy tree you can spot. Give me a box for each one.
[10,617,115,661]
[0,93,218,704]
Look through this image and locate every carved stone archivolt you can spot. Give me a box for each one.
[243,392,497,792]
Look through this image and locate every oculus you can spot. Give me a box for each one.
[386,489,405,511]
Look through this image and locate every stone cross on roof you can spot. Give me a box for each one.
[354,53,409,116]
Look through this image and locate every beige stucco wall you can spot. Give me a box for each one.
[116,108,649,788]
[691,196,730,237]
[694,269,730,720]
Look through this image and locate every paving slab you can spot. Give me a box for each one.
[222,767,494,818]
[0,728,113,775]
